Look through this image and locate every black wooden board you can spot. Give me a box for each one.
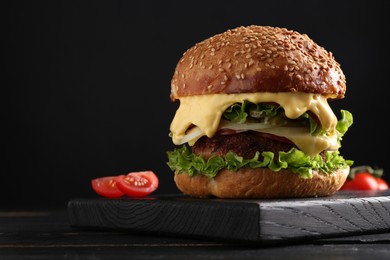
[67,190,390,243]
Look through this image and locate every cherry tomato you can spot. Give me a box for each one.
[115,171,159,197]
[340,173,378,190]
[91,176,124,198]
[340,166,389,191]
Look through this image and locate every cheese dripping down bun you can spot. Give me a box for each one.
[167,25,352,198]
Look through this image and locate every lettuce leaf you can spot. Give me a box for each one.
[167,146,353,179]
[221,101,353,138]
[336,110,353,135]
[223,101,280,123]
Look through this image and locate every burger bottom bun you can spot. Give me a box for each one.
[174,167,349,199]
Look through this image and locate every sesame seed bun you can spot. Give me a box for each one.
[171,25,346,100]
[174,167,349,199]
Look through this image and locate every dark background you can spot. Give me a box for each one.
[2,0,389,207]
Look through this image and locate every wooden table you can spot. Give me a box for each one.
[1,206,390,259]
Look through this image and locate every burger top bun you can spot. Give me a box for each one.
[171,25,346,100]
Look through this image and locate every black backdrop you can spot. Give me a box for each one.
[2,0,389,207]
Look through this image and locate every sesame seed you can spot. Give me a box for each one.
[219,68,225,72]
[221,81,226,85]
[241,73,245,79]
[227,63,232,68]
[224,74,228,81]
[235,74,241,79]
[218,59,223,65]
[207,84,213,89]
[256,67,262,71]
[234,51,240,56]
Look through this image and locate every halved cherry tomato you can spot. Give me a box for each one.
[91,176,124,198]
[115,171,159,197]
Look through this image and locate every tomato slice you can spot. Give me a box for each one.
[115,171,159,197]
[91,176,124,198]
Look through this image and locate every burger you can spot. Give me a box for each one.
[167,25,353,198]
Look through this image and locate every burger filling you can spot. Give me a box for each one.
[167,93,353,178]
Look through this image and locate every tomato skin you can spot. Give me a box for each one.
[91,176,125,198]
[115,171,159,197]
[377,178,389,190]
[340,172,387,191]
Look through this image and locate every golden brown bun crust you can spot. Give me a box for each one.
[171,25,346,100]
[174,167,349,198]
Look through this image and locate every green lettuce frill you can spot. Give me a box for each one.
[167,145,353,179]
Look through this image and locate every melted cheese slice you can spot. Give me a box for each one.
[170,92,339,156]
